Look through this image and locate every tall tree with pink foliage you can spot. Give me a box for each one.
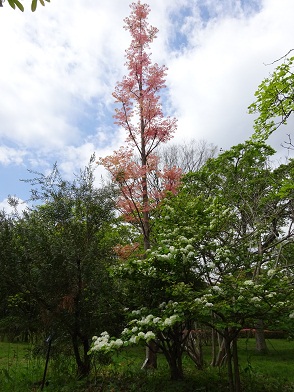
[99,1,180,251]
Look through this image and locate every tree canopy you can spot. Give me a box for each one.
[249,53,294,142]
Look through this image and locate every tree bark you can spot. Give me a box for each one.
[162,340,184,380]
[141,341,158,370]
[225,335,234,392]
[255,319,268,353]
[232,337,241,392]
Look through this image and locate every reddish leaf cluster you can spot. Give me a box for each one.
[99,147,182,221]
[99,2,181,235]
[113,242,141,260]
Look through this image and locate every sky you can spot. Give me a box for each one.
[0,0,294,212]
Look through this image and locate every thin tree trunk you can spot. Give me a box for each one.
[72,334,91,378]
[232,337,241,392]
[215,336,227,366]
[225,335,234,392]
[211,328,217,366]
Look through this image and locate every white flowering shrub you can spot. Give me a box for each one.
[90,300,188,356]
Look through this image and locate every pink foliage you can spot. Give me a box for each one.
[99,2,181,226]
[112,2,177,155]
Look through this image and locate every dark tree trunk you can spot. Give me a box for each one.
[71,258,91,378]
[224,329,241,392]
[232,337,241,392]
[72,334,91,378]
[160,333,185,380]
[224,333,234,392]
[167,355,184,380]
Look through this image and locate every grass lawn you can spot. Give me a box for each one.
[0,338,293,391]
[237,338,294,382]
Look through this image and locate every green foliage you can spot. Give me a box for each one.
[249,55,294,141]
[7,0,24,11]
[0,158,125,376]
[94,140,294,385]
[5,0,50,12]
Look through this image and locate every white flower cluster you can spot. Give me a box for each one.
[211,285,222,293]
[128,331,156,344]
[267,269,276,276]
[243,280,254,286]
[194,293,214,309]
[163,314,180,326]
[91,332,124,353]
[250,296,261,303]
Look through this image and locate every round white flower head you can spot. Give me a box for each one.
[250,297,261,303]
[243,280,254,286]
[205,302,214,307]
[129,335,137,344]
[145,331,156,341]
[132,309,141,315]
[153,317,161,324]
[211,285,222,292]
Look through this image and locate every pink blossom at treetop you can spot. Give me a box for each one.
[98,1,181,250]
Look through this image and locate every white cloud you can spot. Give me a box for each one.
[0,146,27,165]
[0,0,293,204]
[0,197,27,216]
[166,0,294,148]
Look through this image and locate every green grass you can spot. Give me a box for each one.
[238,338,294,382]
[0,339,293,391]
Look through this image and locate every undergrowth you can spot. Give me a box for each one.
[0,339,293,391]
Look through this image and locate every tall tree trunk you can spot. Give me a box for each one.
[215,336,227,366]
[185,330,204,370]
[72,333,90,378]
[232,337,241,392]
[255,319,268,353]
[71,258,91,378]
[211,328,217,366]
[225,334,235,392]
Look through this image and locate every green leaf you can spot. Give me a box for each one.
[39,0,45,6]
[13,0,24,11]
[7,0,16,9]
[31,0,37,11]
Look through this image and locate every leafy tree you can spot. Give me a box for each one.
[98,1,180,252]
[4,158,122,377]
[248,53,294,142]
[98,1,181,369]
[0,0,49,12]
[91,141,294,388]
